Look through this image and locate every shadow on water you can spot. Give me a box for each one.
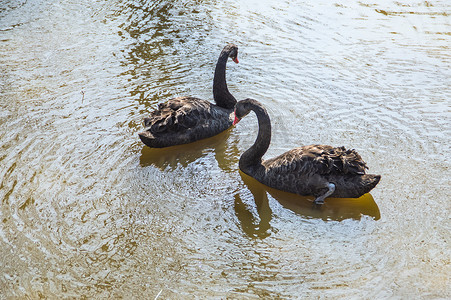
[139,128,240,171]
[235,171,380,238]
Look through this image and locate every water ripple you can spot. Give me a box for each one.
[0,0,450,298]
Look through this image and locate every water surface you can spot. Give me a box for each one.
[0,0,450,298]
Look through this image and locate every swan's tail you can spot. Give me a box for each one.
[331,174,381,198]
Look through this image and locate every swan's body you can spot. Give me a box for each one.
[233,99,381,204]
[139,44,238,148]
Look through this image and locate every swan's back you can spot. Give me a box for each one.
[144,97,209,134]
[264,145,368,175]
[138,97,233,148]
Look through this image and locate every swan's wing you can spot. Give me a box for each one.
[144,97,213,134]
[324,145,368,174]
[264,144,368,176]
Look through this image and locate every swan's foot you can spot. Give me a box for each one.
[313,183,335,205]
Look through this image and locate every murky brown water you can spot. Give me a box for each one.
[1,0,450,298]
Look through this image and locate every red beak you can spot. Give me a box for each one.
[232,112,239,125]
[232,57,239,64]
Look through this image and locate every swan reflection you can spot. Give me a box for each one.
[234,186,272,239]
[139,127,239,171]
[235,171,380,238]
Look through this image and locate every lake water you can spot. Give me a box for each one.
[0,0,449,298]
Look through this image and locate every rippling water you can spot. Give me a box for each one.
[1,0,449,298]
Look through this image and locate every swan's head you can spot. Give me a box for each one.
[225,44,239,64]
[233,98,260,125]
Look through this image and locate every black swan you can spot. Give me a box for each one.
[233,99,381,205]
[138,44,239,148]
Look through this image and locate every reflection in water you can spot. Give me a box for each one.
[139,128,239,171]
[271,189,380,221]
[118,0,214,108]
[234,187,272,239]
[236,171,380,237]
[119,0,177,105]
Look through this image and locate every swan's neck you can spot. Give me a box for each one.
[239,105,271,175]
[213,51,236,109]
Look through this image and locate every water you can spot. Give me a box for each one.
[0,0,449,298]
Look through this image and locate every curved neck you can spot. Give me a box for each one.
[213,51,236,109]
[239,103,271,173]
